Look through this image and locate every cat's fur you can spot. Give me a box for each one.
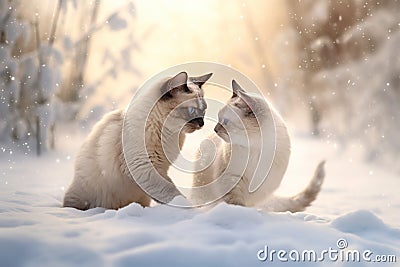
[63,71,212,210]
[192,80,325,211]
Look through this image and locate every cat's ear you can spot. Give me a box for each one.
[232,79,247,98]
[161,71,188,98]
[191,73,213,87]
[231,80,256,116]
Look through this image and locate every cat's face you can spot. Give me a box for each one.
[214,80,267,144]
[160,72,213,134]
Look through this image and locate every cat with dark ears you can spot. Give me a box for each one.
[63,71,213,210]
[192,80,325,211]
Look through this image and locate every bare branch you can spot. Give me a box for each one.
[49,0,63,46]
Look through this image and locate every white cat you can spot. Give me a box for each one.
[192,80,325,212]
[63,71,212,210]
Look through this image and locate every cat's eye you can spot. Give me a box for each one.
[188,107,195,115]
[223,118,229,125]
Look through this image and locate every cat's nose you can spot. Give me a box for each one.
[214,123,223,133]
[189,117,204,127]
[197,118,204,127]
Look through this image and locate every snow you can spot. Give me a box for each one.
[0,128,399,267]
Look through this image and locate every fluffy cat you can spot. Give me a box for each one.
[63,71,212,210]
[192,80,325,211]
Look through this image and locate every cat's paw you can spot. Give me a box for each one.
[223,194,246,206]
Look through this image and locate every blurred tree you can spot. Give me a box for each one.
[59,0,101,103]
[56,0,139,123]
[287,0,400,136]
[0,0,62,155]
[285,0,400,169]
[0,0,21,141]
[1,0,140,154]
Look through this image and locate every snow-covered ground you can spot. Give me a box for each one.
[0,127,399,267]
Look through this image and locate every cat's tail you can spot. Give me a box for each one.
[262,161,326,213]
